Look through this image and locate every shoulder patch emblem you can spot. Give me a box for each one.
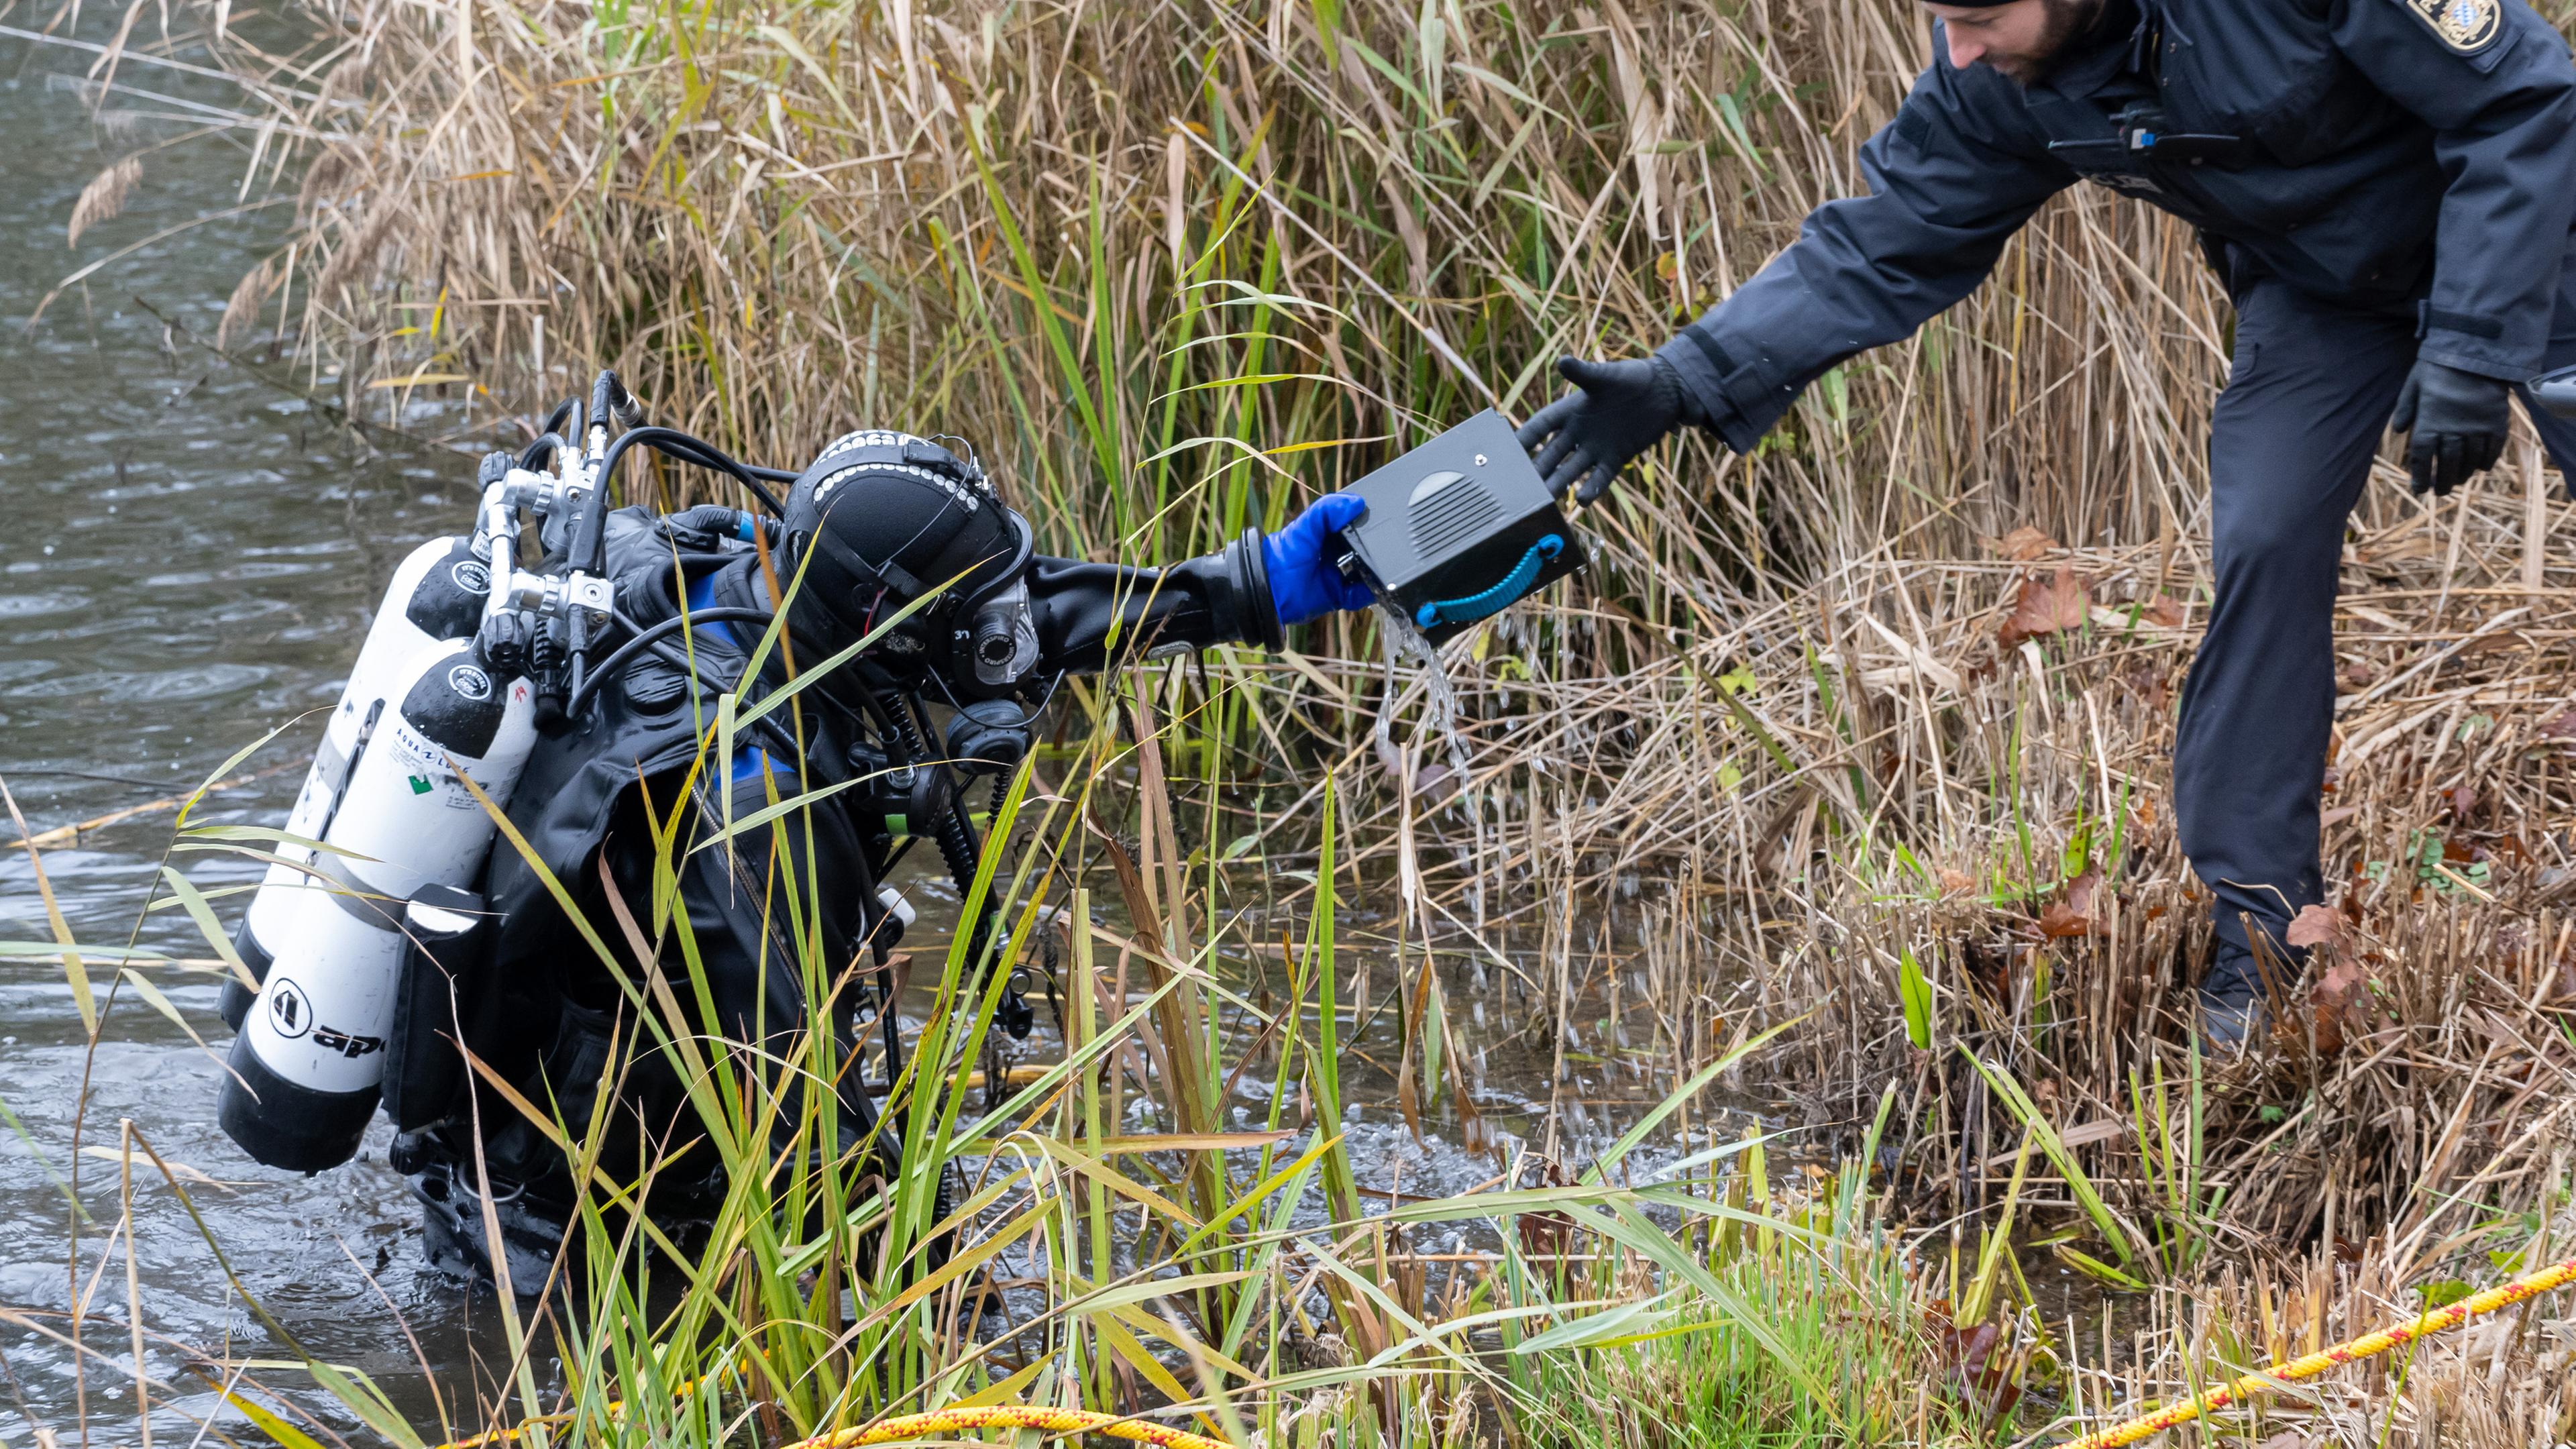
[2403,0,2501,54]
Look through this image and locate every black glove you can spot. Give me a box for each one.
[1514,356,1703,504]
[2390,358,2510,497]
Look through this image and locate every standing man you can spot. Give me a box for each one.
[1517,0,2576,1043]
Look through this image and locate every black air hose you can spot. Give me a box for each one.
[892,694,997,971]
[845,666,990,955]
[582,431,786,580]
[643,436,789,516]
[517,431,569,471]
[663,503,785,549]
[565,606,777,718]
[588,372,618,447]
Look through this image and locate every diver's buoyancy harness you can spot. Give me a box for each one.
[217,377,1044,1173]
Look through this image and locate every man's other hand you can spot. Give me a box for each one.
[2390,359,2511,496]
[1514,356,1697,504]
[1263,492,1375,626]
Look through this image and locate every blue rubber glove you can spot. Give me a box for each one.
[1263,492,1375,625]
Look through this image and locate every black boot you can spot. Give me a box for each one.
[2197,943,2264,1052]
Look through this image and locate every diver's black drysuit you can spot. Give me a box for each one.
[384,436,1281,1282]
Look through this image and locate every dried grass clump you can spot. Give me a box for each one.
[213,0,2229,551]
[209,0,2576,1256]
[65,155,142,246]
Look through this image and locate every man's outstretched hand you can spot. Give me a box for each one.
[1514,356,1700,504]
[2390,358,2510,497]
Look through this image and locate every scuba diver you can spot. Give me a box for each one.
[214,381,1375,1281]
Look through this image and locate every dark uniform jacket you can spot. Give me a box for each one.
[1656,0,2576,449]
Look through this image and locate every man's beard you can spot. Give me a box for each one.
[1988,0,2107,85]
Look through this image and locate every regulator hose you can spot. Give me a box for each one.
[837,665,928,1089]
[541,396,579,438]
[895,688,1025,1048]
[880,689,994,971]
[589,372,619,447]
[564,606,777,718]
[665,503,749,539]
[516,431,570,471]
[635,433,790,517]
[587,428,786,569]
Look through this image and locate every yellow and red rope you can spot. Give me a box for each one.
[428,1252,2576,1449]
[2065,1251,2576,1448]
[436,1399,1227,1449]
[785,1406,1229,1449]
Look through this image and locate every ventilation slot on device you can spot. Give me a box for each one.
[1411,482,1503,559]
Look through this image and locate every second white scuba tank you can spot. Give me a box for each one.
[217,637,535,1172]
[220,534,493,1030]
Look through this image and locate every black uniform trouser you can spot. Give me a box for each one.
[2175,249,2576,961]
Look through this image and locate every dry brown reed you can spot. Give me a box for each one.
[197,0,2576,1362]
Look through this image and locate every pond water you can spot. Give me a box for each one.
[0,18,536,1442]
[0,24,1748,1448]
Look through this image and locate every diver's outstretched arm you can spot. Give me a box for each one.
[1026,495,1371,673]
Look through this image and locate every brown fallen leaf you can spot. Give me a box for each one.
[2063,866,2100,920]
[2284,903,2343,951]
[2037,866,2101,938]
[2301,957,2369,1055]
[2539,707,2576,741]
[1998,568,2090,649]
[1932,1316,2025,1423]
[1996,525,2058,561]
[1939,868,1973,895]
[2036,902,2086,938]
[2139,594,2185,628]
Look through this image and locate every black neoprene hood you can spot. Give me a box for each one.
[780,431,1022,645]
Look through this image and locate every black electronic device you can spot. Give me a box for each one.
[1331,409,1587,647]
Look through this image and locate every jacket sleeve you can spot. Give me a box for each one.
[1026,530,1282,675]
[1656,42,2073,451]
[2332,0,2576,380]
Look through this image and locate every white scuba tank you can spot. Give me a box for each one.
[220,535,492,1029]
[217,637,535,1172]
